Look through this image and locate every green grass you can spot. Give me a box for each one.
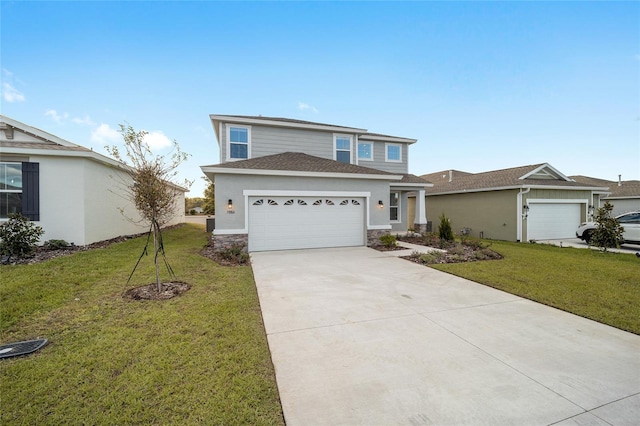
[0,224,284,425]
[431,241,640,335]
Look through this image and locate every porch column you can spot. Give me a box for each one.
[413,189,427,233]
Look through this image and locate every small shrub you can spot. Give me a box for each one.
[591,201,624,250]
[438,213,454,241]
[379,234,397,248]
[448,245,467,256]
[218,244,250,264]
[189,209,196,215]
[419,251,444,264]
[0,213,44,260]
[44,239,70,250]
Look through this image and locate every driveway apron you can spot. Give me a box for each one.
[251,247,640,426]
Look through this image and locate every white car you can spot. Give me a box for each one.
[576,211,640,244]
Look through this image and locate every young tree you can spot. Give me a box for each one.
[202,178,215,215]
[106,124,191,292]
[438,213,454,241]
[591,201,624,251]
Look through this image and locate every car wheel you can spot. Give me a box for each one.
[583,230,592,244]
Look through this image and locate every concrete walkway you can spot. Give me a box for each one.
[251,247,640,426]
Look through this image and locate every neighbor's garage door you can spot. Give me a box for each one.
[248,196,365,252]
[527,203,581,240]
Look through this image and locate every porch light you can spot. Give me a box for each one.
[227,199,233,209]
[522,204,529,219]
[378,200,384,208]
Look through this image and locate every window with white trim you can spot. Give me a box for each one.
[357,142,373,161]
[0,162,22,218]
[227,125,251,160]
[334,135,352,164]
[385,143,402,162]
[390,192,400,222]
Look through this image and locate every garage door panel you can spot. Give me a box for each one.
[528,203,581,240]
[248,196,365,251]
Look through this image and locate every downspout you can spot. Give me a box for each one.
[516,187,531,242]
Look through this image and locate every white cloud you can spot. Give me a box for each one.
[298,102,319,113]
[2,82,25,103]
[142,131,172,150]
[1,69,26,103]
[91,123,121,144]
[45,109,69,123]
[71,115,95,126]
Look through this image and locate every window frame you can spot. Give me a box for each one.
[385,143,402,163]
[357,142,374,161]
[0,162,23,219]
[389,191,400,223]
[334,134,353,164]
[226,124,252,161]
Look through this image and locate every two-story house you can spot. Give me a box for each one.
[200,115,432,252]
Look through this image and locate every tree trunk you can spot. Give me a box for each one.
[153,222,161,292]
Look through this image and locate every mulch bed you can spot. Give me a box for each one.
[199,241,250,266]
[123,281,191,300]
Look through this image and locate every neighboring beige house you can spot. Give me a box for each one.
[570,175,640,216]
[200,115,431,252]
[0,115,186,245]
[409,163,608,242]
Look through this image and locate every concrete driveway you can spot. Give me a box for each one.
[251,247,640,426]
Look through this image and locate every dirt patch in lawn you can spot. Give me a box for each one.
[200,241,250,266]
[123,281,191,300]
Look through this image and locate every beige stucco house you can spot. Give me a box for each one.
[409,163,608,242]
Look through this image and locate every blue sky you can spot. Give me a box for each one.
[2,1,638,197]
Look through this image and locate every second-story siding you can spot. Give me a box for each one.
[361,140,408,174]
[218,120,411,175]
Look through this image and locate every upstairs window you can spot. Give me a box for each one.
[334,135,352,164]
[385,143,402,163]
[358,142,373,161]
[227,125,251,160]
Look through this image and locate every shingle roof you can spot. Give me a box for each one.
[0,141,91,152]
[207,152,397,176]
[571,175,640,198]
[421,164,607,194]
[400,174,432,184]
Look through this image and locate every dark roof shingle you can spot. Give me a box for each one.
[207,152,396,176]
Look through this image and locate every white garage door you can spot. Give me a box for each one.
[248,196,365,252]
[527,203,581,240]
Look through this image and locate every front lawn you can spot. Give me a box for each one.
[430,241,640,335]
[0,224,284,425]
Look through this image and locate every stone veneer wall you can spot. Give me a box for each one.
[413,223,429,234]
[367,229,390,247]
[212,234,248,252]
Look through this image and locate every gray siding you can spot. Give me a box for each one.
[220,122,410,174]
[362,142,408,174]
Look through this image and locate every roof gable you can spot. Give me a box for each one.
[420,163,607,194]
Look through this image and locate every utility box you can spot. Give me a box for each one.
[206,218,215,233]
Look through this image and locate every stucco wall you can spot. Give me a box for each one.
[426,190,518,241]
[28,155,185,245]
[213,173,391,233]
